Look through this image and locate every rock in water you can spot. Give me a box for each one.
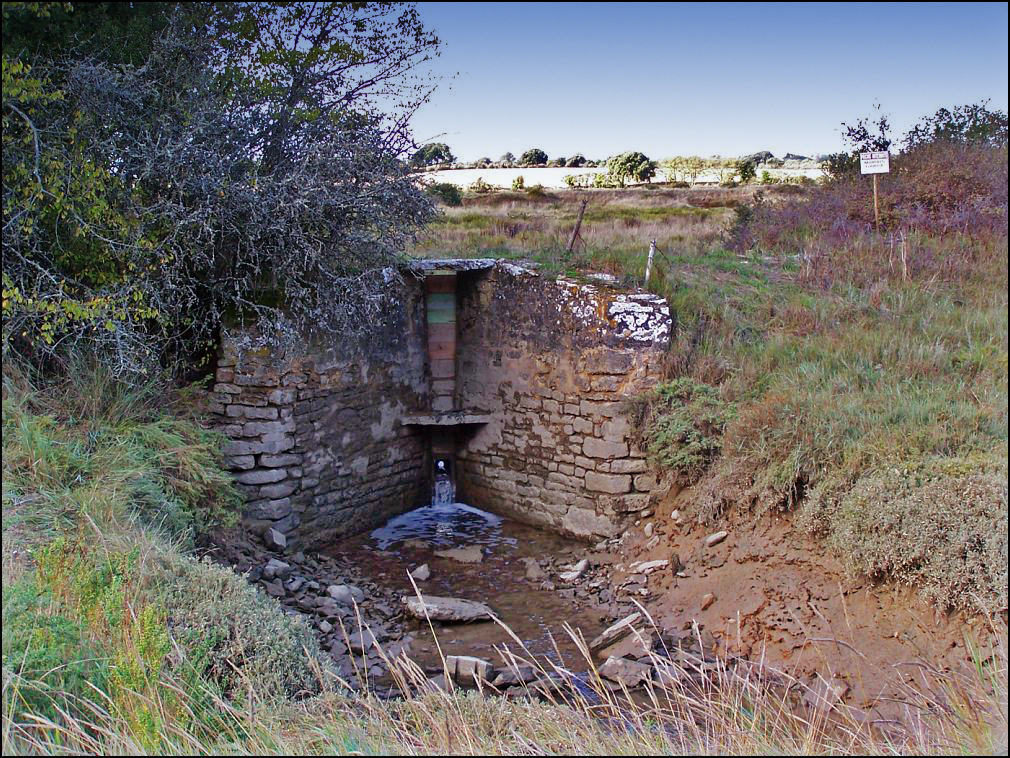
[589,612,642,652]
[434,545,484,563]
[401,595,495,623]
[599,656,652,687]
[409,563,431,581]
[491,664,539,688]
[446,655,494,686]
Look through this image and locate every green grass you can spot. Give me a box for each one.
[418,188,1008,616]
[3,187,1007,754]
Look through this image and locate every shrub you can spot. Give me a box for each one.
[410,142,455,167]
[2,574,110,721]
[813,455,1008,614]
[511,175,525,191]
[629,378,736,484]
[525,184,546,197]
[607,151,657,185]
[519,148,548,166]
[2,360,241,547]
[903,100,1008,150]
[821,152,860,179]
[426,182,462,206]
[152,550,324,702]
[467,177,496,194]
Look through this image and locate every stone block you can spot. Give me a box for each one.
[634,473,658,492]
[260,453,302,468]
[585,471,632,494]
[610,458,647,474]
[601,417,631,442]
[562,506,618,538]
[582,438,630,459]
[245,498,293,520]
[226,404,278,420]
[260,434,295,453]
[591,376,622,392]
[226,454,257,470]
[268,388,296,405]
[236,468,287,485]
[580,400,621,419]
[259,480,299,499]
[603,493,651,513]
[243,419,296,436]
[578,348,635,375]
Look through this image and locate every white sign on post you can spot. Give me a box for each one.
[860,151,890,174]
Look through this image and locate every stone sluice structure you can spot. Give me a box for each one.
[208,260,673,550]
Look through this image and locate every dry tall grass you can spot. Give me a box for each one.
[4,597,1006,756]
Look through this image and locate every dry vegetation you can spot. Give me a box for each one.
[3,346,1006,756]
[417,143,1009,618]
[3,139,1007,756]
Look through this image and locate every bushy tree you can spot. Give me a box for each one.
[903,100,1008,150]
[519,148,547,166]
[607,151,657,186]
[3,2,442,375]
[499,151,515,164]
[736,159,757,183]
[841,104,892,153]
[565,154,586,167]
[426,182,462,206]
[411,142,455,167]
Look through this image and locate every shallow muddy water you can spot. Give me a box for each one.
[325,502,608,673]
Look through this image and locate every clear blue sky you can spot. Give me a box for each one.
[409,2,1009,161]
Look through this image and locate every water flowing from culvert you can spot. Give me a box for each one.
[432,474,455,506]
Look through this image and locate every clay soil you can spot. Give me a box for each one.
[617,483,1003,718]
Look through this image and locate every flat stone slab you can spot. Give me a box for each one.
[401,411,492,427]
[406,258,499,273]
[401,594,495,623]
[589,612,642,652]
[599,656,652,688]
[434,545,484,564]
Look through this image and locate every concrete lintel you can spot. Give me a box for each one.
[401,411,492,427]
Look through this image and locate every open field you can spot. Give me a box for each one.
[417,165,826,189]
[410,186,762,279]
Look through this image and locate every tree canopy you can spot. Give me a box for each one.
[2,2,442,375]
[411,142,455,167]
[607,151,657,185]
[519,148,548,166]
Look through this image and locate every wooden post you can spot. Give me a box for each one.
[567,198,588,254]
[644,239,656,287]
[872,173,880,230]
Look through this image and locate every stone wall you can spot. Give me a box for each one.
[208,278,430,551]
[455,264,672,540]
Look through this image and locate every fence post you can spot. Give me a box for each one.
[644,239,656,287]
[567,197,588,255]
